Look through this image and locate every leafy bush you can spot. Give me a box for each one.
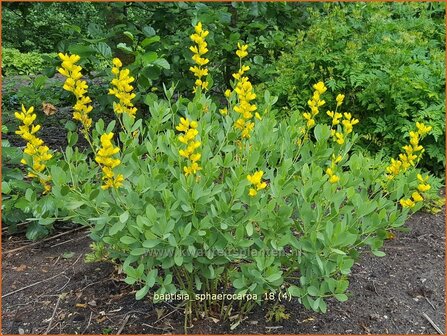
[2,48,56,76]
[262,2,446,176]
[9,22,438,329]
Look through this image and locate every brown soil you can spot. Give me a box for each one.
[2,209,445,335]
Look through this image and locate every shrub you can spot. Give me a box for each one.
[11,23,437,329]
[2,48,57,76]
[261,2,446,176]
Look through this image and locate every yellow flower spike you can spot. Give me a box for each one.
[177,117,202,177]
[95,132,123,190]
[109,59,137,118]
[224,89,232,98]
[190,22,210,93]
[385,123,429,180]
[58,53,93,132]
[14,105,52,192]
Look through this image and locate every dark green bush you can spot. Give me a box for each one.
[262,2,445,176]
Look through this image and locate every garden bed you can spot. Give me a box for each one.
[2,209,445,334]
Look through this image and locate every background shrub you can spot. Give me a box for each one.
[2,48,57,76]
[261,2,445,176]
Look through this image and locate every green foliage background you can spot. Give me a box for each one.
[260,2,445,175]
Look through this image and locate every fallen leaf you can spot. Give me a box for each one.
[155,308,166,320]
[14,264,27,272]
[42,103,57,116]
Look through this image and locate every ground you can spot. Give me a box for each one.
[2,209,445,334]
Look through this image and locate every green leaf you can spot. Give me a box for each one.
[2,182,11,194]
[94,42,112,58]
[135,285,149,300]
[146,269,158,287]
[130,248,146,256]
[120,236,137,245]
[109,221,126,235]
[153,58,170,69]
[142,51,158,66]
[141,36,160,48]
[245,222,253,237]
[372,250,386,257]
[307,286,319,296]
[117,42,133,54]
[142,239,160,248]
[334,293,348,302]
[120,211,130,223]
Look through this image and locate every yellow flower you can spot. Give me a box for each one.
[225,89,232,98]
[412,191,423,202]
[336,94,345,107]
[334,132,344,144]
[416,122,432,136]
[313,82,327,95]
[247,170,267,196]
[247,171,264,185]
[329,175,340,184]
[236,43,249,59]
[219,108,228,116]
[418,183,431,192]
[400,198,415,208]
[249,188,257,197]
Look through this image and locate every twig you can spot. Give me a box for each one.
[2,221,30,232]
[4,227,86,255]
[425,296,436,310]
[44,295,61,334]
[152,302,186,325]
[422,312,443,334]
[265,326,283,330]
[50,233,89,248]
[81,311,93,334]
[2,271,65,298]
[117,314,130,335]
[142,323,173,331]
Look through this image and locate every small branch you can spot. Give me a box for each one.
[2,271,65,298]
[117,314,130,335]
[44,295,61,334]
[81,311,93,335]
[422,312,443,334]
[425,296,436,310]
[4,227,86,255]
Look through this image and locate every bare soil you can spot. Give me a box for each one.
[2,209,445,334]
